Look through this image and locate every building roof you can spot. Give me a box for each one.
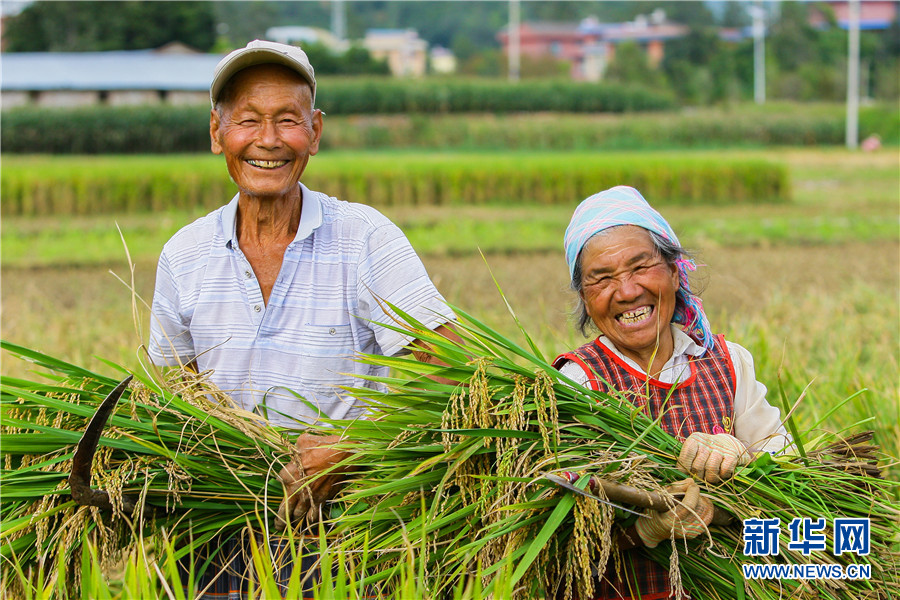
[265,26,344,50]
[497,21,586,42]
[810,0,897,30]
[363,29,427,52]
[499,19,690,44]
[1,49,224,91]
[601,23,689,42]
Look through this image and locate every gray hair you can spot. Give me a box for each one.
[569,226,691,336]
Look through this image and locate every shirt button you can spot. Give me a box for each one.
[254,305,261,313]
[329,328,336,335]
[244,270,253,279]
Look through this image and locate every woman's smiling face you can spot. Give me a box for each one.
[579,225,680,368]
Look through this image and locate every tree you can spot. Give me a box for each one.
[720,2,750,28]
[4,1,216,52]
[768,1,819,71]
[604,41,667,90]
[660,26,741,104]
[212,1,282,48]
[663,26,721,67]
[298,43,390,76]
[871,18,900,99]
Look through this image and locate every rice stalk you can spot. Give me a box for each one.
[0,341,297,596]
[323,304,900,599]
[1,298,898,599]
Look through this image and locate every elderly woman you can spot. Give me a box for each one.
[553,186,789,600]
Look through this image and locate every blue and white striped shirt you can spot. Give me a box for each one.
[149,183,453,427]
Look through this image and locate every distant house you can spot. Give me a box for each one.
[429,46,457,75]
[265,26,347,52]
[2,44,221,108]
[497,21,595,80]
[362,29,428,77]
[809,0,898,30]
[498,11,689,81]
[582,15,688,72]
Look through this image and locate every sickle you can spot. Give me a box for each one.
[69,375,139,513]
[546,473,649,518]
[547,473,733,526]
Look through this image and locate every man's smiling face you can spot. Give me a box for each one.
[210,63,323,202]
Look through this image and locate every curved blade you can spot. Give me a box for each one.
[69,375,135,511]
[545,473,648,518]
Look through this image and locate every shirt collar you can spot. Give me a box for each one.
[221,183,323,249]
[671,325,706,358]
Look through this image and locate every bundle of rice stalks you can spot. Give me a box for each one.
[322,306,900,600]
[2,298,898,599]
[0,341,298,595]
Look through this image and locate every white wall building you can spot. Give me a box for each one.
[2,45,220,108]
[362,29,427,77]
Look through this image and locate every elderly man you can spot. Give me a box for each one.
[148,40,454,596]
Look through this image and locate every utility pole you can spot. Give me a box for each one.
[748,1,766,104]
[509,0,521,82]
[846,0,860,149]
[332,0,346,43]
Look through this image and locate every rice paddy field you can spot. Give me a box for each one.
[1,146,898,597]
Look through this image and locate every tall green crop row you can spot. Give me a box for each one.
[315,78,675,114]
[1,154,790,217]
[305,158,789,208]
[4,103,897,155]
[321,104,898,151]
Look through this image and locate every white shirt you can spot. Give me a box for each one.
[149,184,453,427]
[557,325,789,453]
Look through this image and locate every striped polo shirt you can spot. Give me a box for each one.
[148,183,453,427]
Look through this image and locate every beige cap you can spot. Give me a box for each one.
[210,39,316,107]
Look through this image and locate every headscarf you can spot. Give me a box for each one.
[564,185,714,353]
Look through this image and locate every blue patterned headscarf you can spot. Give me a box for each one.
[564,185,714,353]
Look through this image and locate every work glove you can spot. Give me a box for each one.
[634,478,714,548]
[677,432,751,484]
[275,433,348,531]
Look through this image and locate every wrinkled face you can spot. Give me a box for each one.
[210,64,322,202]
[579,225,680,361]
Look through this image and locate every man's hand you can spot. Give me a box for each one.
[275,433,350,531]
[677,432,752,484]
[409,323,463,387]
[634,478,714,548]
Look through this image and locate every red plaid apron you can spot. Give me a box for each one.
[553,334,736,600]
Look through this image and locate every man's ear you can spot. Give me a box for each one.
[210,109,223,155]
[308,109,324,156]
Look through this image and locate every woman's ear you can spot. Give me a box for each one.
[669,261,680,288]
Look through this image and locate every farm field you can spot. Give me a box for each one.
[2,147,898,471]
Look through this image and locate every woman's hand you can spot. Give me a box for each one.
[275,433,350,531]
[677,432,751,484]
[634,478,714,548]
